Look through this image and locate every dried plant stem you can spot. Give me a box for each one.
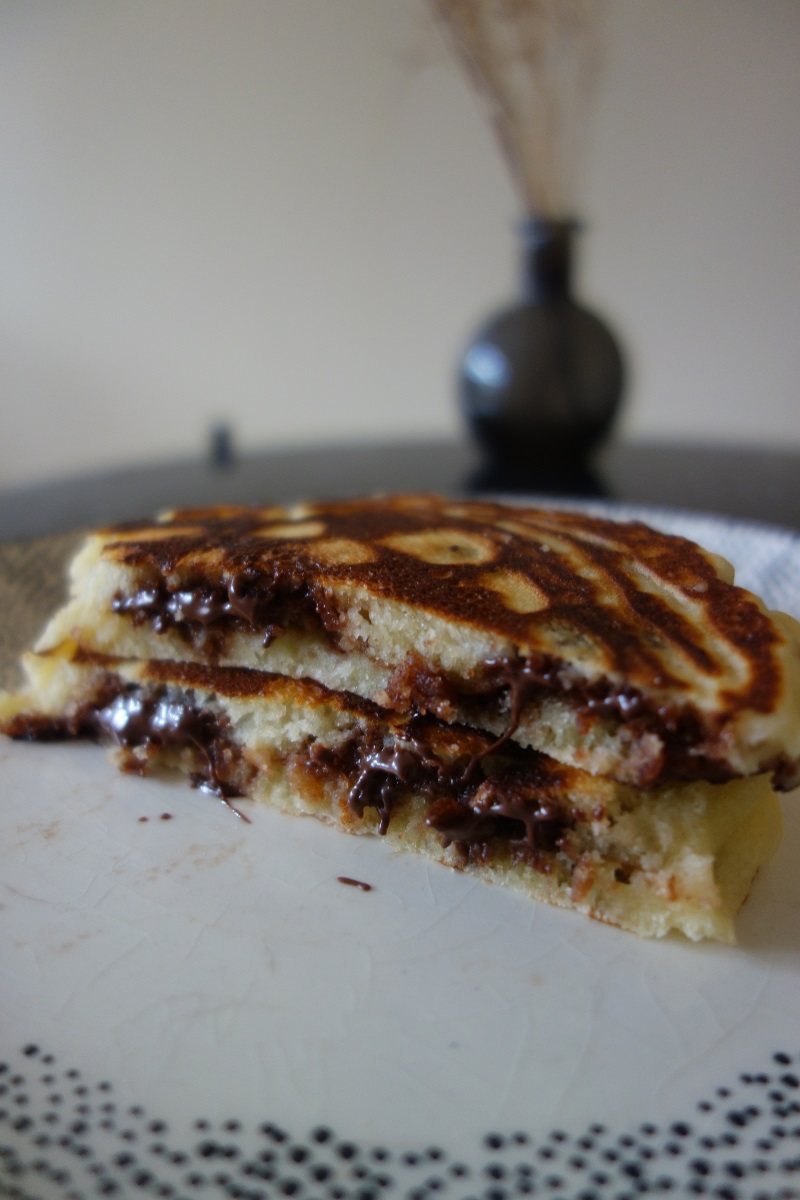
[431,0,604,218]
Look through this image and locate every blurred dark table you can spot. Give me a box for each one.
[0,437,798,542]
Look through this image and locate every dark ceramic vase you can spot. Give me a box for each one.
[460,218,624,487]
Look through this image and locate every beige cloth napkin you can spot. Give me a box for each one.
[0,532,83,689]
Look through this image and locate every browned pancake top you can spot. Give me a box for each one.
[101,494,788,718]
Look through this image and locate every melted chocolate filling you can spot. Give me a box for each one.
[308,719,572,861]
[9,686,250,816]
[90,690,247,805]
[110,571,735,786]
[10,683,573,863]
[389,652,731,787]
[112,570,331,652]
[348,743,432,835]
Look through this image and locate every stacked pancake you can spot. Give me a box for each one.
[3,495,799,941]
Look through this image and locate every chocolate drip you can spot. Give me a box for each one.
[345,714,460,835]
[337,876,373,892]
[458,657,547,779]
[429,787,566,864]
[348,743,429,835]
[91,690,248,814]
[331,722,574,860]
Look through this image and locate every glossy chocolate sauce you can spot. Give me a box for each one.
[309,719,572,861]
[348,743,430,834]
[112,570,331,653]
[95,690,252,816]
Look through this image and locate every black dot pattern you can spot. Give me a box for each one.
[1,1046,799,1199]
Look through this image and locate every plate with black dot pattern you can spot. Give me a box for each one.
[2,508,800,1200]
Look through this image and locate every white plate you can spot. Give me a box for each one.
[2,505,800,1200]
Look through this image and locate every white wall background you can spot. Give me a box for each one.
[1,0,798,488]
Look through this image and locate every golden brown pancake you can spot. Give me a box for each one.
[2,494,796,941]
[24,494,800,789]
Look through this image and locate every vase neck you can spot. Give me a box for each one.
[519,218,577,303]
